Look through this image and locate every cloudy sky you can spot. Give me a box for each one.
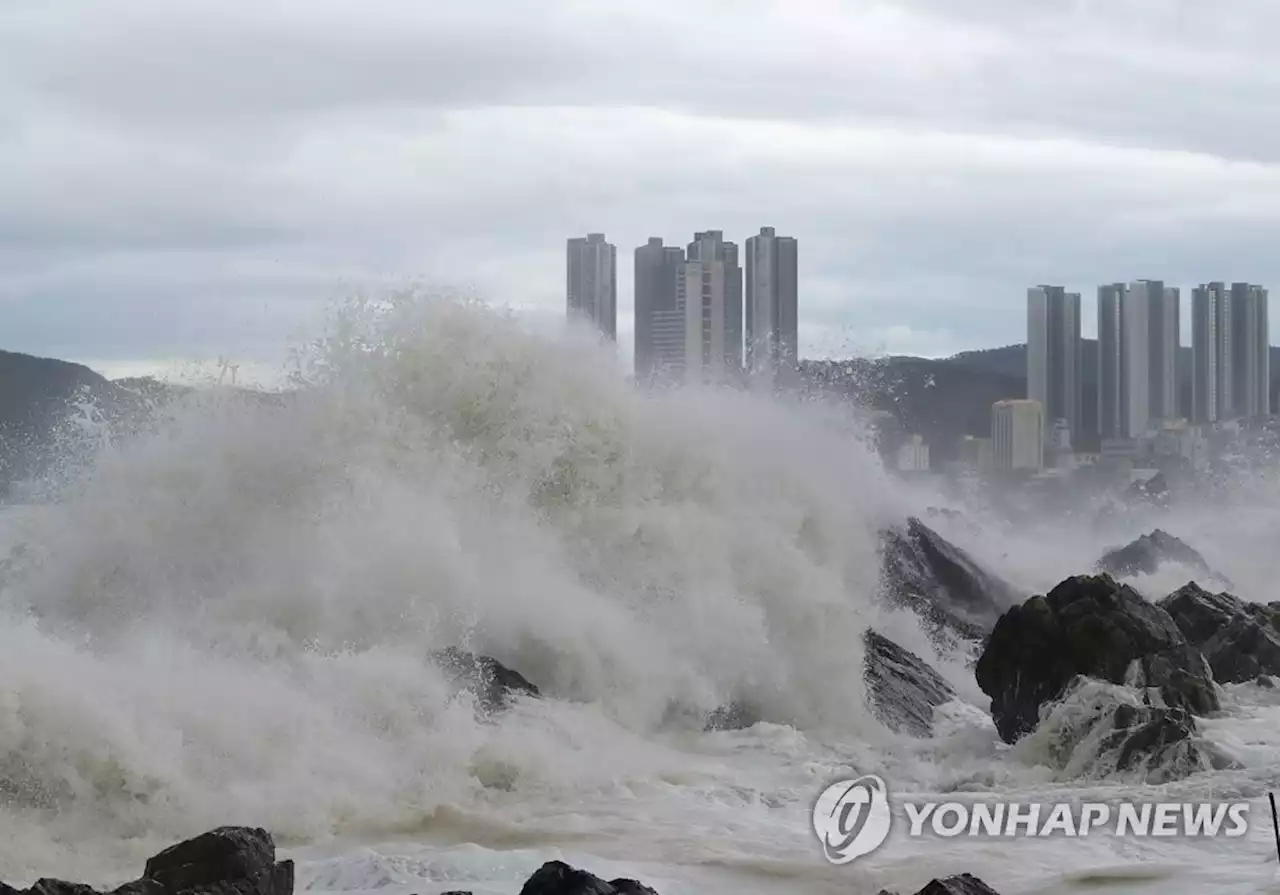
[5,0,1280,383]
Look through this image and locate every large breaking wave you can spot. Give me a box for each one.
[0,294,932,882]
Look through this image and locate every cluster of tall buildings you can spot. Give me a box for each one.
[1005,280,1271,471]
[1027,281,1270,437]
[566,228,799,385]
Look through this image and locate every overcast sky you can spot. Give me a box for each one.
[5,0,1280,383]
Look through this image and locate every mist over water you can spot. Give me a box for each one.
[2,293,1280,894]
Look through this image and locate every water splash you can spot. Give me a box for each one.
[0,292,913,880]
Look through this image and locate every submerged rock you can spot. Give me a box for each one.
[879,517,1021,641]
[1096,529,1228,586]
[1022,676,1236,784]
[431,647,540,713]
[975,574,1219,744]
[703,701,760,732]
[864,629,955,737]
[1,827,293,895]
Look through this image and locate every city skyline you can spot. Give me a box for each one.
[1025,279,1271,469]
[572,228,798,384]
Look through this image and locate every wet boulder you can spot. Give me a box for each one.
[0,827,294,895]
[879,517,1021,642]
[864,629,955,737]
[1025,676,1237,784]
[703,701,760,732]
[431,647,540,713]
[1096,529,1229,587]
[878,874,1004,895]
[975,574,1220,744]
[916,877,1003,895]
[517,862,659,895]
[1159,583,1280,684]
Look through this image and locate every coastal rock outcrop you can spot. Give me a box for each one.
[0,827,293,895]
[1095,530,1228,586]
[975,574,1219,744]
[516,861,659,895]
[1022,676,1235,783]
[1159,582,1280,683]
[877,874,1003,895]
[442,861,659,895]
[864,629,956,737]
[879,517,1021,641]
[703,701,760,732]
[431,647,541,713]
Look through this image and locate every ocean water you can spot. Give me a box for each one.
[1,293,1280,894]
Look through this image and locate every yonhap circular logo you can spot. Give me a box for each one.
[812,774,892,864]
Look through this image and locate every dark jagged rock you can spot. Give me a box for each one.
[879,517,1021,641]
[603,882,659,895]
[431,647,540,713]
[2,827,293,895]
[877,874,1004,895]
[1034,676,1235,783]
[916,875,1003,895]
[864,629,955,737]
[1159,583,1280,684]
[1096,530,1227,585]
[517,861,659,895]
[144,827,276,892]
[704,701,759,731]
[1126,472,1169,502]
[1103,702,1201,776]
[29,884,97,895]
[975,574,1220,744]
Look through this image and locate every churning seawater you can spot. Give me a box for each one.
[1,294,1280,894]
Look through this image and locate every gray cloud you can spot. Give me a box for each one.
[4,0,1280,374]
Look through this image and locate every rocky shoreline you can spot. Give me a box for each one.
[0,826,1005,895]
[5,521,1242,895]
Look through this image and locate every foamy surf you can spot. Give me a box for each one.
[0,293,1278,894]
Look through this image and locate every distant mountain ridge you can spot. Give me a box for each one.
[0,350,246,498]
[1,342,1276,493]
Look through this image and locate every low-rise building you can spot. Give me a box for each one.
[896,434,930,472]
[992,399,1044,470]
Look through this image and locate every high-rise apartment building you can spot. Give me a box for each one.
[634,237,686,381]
[992,399,1044,470]
[744,227,798,385]
[1129,279,1180,422]
[1097,283,1151,439]
[1230,282,1270,418]
[682,231,743,382]
[1191,282,1232,423]
[1026,285,1082,440]
[566,233,617,340]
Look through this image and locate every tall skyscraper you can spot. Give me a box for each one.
[992,399,1044,470]
[634,237,686,381]
[1191,282,1232,423]
[566,233,617,340]
[683,231,743,381]
[1026,285,1082,440]
[1129,279,1179,422]
[744,227,799,384]
[1228,283,1270,419]
[1097,283,1150,439]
